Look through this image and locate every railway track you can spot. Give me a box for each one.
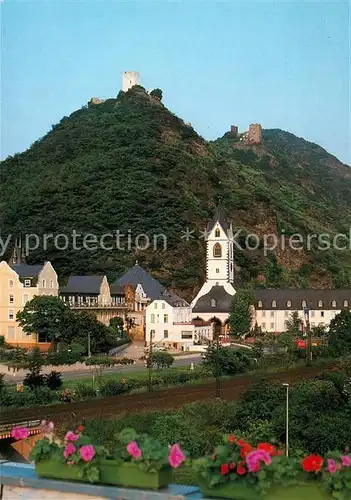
[0,365,325,426]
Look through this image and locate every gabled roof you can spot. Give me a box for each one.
[207,203,231,236]
[157,290,189,307]
[110,283,125,296]
[254,289,351,310]
[192,285,233,313]
[113,264,165,300]
[11,264,44,278]
[61,276,104,295]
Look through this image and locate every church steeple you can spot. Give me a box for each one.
[206,204,234,284]
[8,237,26,266]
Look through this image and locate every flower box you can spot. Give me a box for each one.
[198,482,333,500]
[35,458,172,489]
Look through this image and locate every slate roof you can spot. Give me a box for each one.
[192,285,234,313]
[158,290,189,307]
[110,283,125,296]
[254,289,351,310]
[11,264,44,277]
[112,264,165,300]
[61,276,104,295]
[207,204,231,236]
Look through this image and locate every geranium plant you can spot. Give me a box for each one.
[12,422,109,483]
[112,428,186,472]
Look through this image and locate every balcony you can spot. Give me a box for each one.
[0,462,201,499]
[69,302,126,309]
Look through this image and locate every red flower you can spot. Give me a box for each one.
[237,462,246,475]
[302,454,324,473]
[237,439,248,447]
[228,435,236,443]
[229,462,236,470]
[76,425,84,433]
[240,443,253,458]
[220,463,229,475]
[258,443,276,456]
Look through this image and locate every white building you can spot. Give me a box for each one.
[145,291,194,349]
[191,206,351,335]
[122,71,140,92]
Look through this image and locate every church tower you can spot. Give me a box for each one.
[191,204,236,313]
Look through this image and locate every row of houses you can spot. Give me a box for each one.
[1,208,350,349]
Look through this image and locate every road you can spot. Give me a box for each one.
[4,354,202,383]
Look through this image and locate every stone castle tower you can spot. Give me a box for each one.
[122,71,140,92]
[247,123,262,144]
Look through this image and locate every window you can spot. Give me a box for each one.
[262,322,266,330]
[9,310,14,320]
[42,279,46,287]
[211,299,216,308]
[156,314,159,323]
[262,311,266,317]
[215,228,220,237]
[164,330,168,339]
[284,321,288,329]
[50,280,54,288]
[150,329,155,339]
[7,326,15,340]
[9,294,14,304]
[150,314,155,323]
[344,300,349,308]
[270,311,274,317]
[318,300,323,308]
[164,314,169,323]
[216,268,219,273]
[302,300,307,308]
[24,279,31,287]
[181,331,193,339]
[9,280,14,288]
[270,323,275,330]
[272,300,276,308]
[321,311,324,318]
[311,311,315,318]
[161,303,165,309]
[287,300,291,307]
[332,300,337,308]
[154,303,157,309]
[258,301,263,308]
[23,294,29,305]
[213,243,222,258]
[284,311,289,317]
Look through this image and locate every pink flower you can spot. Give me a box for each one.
[246,450,272,472]
[11,426,30,440]
[63,443,76,459]
[127,441,142,459]
[65,431,79,442]
[327,459,337,473]
[41,420,54,434]
[168,444,186,468]
[341,455,351,467]
[79,444,95,462]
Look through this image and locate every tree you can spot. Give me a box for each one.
[17,296,71,344]
[109,317,124,337]
[202,345,251,376]
[150,88,163,101]
[285,311,302,336]
[328,309,351,355]
[228,288,254,338]
[152,351,174,369]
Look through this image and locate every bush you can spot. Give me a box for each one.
[152,351,174,369]
[45,371,62,390]
[59,388,77,403]
[0,373,5,392]
[23,371,45,389]
[99,379,129,397]
[75,383,96,400]
[202,346,252,376]
[0,335,5,347]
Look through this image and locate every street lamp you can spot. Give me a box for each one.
[282,383,289,457]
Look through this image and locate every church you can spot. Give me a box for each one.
[190,206,350,341]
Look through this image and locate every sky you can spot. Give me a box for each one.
[1,0,350,164]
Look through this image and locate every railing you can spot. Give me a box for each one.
[0,462,201,499]
[0,420,41,440]
[69,303,127,309]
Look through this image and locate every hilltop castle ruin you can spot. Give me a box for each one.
[229,123,263,145]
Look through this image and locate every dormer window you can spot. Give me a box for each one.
[318,300,323,308]
[258,301,263,308]
[272,300,276,308]
[215,228,220,237]
[24,279,31,287]
[211,299,216,308]
[332,300,337,308]
[344,300,349,308]
[287,300,291,308]
[302,300,307,308]
[213,243,222,258]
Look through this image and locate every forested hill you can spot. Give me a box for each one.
[1,86,350,298]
